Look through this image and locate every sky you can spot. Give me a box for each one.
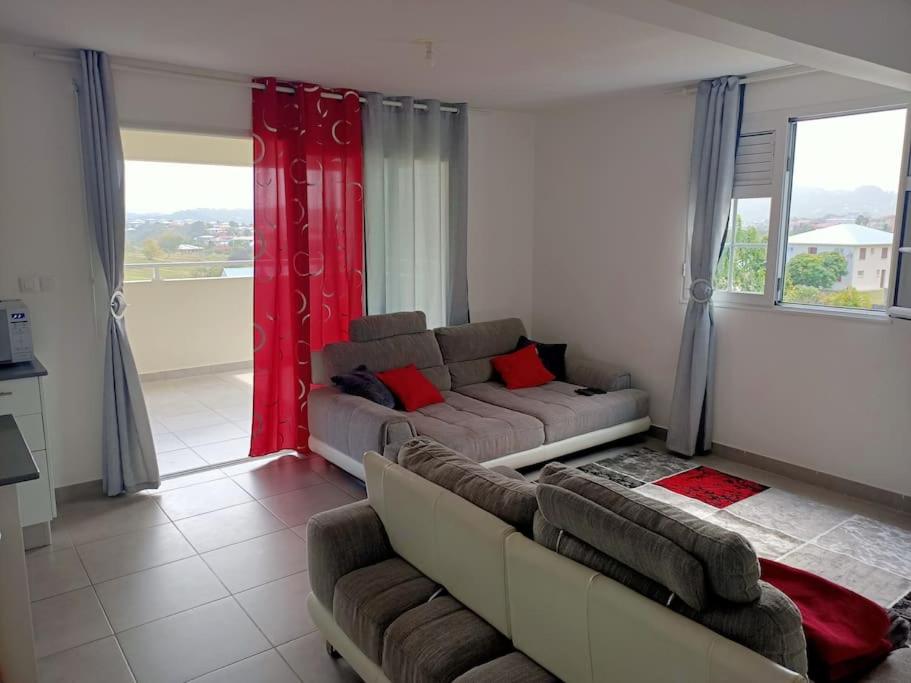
[125,161,252,214]
[792,108,907,191]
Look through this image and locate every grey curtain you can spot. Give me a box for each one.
[667,76,742,457]
[77,51,159,495]
[362,94,469,328]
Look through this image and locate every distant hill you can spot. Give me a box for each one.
[127,208,253,224]
[788,185,897,220]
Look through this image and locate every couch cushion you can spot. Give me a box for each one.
[435,318,527,388]
[537,483,707,610]
[382,596,513,683]
[533,511,807,674]
[540,463,761,604]
[453,652,559,683]
[457,381,649,443]
[350,312,427,342]
[407,392,545,462]
[397,437,538,530]
[333,557,439,665]
[320,330,451,391]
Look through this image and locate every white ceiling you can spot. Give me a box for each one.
[0,0,787,108]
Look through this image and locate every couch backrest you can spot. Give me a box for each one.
[314,312,451,391]
[362,452,805,683]
[434,318,527,388]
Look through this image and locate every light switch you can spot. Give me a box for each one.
[18,276,39,293]
[39,276,56,292]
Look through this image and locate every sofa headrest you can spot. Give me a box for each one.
[350,311,428,342]
[539,462,761,604]
[434,318,527,363]
[319,330,451,391]
[397,437,538,531]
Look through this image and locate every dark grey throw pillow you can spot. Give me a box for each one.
[331,365,396,408]
[516,336,567,381]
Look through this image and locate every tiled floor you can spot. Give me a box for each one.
[142,371,255,476]
[555,437,911,616]
[26,435,911,682]
[27,454,365,683]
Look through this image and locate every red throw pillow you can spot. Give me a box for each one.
[491,344,555,390]
[376,364,444,412]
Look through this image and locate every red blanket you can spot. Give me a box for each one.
[760,558,894,682]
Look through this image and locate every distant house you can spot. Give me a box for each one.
[787,224,893,291]
[221,266,254,278]
[177,243,203,251]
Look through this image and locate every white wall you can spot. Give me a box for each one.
[532,72,911,496]
[467,109,536,328]
[0,42,537,486]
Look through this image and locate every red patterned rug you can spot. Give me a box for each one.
[656,466,767,508]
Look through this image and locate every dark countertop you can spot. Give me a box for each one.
[0,358,47,383]
[0,415,39,487]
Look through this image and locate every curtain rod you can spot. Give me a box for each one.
[34,49,461,113]
[678,65,819,95]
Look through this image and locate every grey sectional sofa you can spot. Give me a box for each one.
[306,438,812,682]
[309,311,650,479]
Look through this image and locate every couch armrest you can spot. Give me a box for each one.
[307,500,394,610]
[309,386,416,461]
[565,357,631,391]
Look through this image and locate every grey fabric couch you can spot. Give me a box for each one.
[309,311,650,479]
[307,438,911,683]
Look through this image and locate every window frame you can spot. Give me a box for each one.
[682,94,911,323]
[773,104,910,319]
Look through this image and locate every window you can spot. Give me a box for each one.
[779,109,908,312]
[882,247,890,259]
[122,129,253,282]
[714,197,771,294]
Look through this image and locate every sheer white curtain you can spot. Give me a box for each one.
[362,94,468,328]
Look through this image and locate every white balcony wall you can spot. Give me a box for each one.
[125,277,252,375]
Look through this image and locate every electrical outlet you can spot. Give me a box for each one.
[18,276,39,293]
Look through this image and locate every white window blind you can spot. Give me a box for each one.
[733,131,775,198]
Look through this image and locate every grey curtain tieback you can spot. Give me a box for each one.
[689,278,714,304]
[110,289,127,319]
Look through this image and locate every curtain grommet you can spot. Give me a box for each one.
[690,278,714,304]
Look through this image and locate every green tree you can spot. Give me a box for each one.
[158,231,183,252]
[823,287,873,309]
[786,252,848,289]
[141,239,164,261]
[856,214,870,226]
[783,284,823,304]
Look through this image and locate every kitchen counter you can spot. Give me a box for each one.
[0,357,47,383]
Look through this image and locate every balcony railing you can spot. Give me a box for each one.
[124,260,253,282]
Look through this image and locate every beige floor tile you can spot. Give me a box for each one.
[260,483,354,527]
[278,631,360,683]
[56,497,170,546]
[189,650,299,683]
[31,586,112,658]
[202,529,308,593]
[158,409,227,433]
[175,422,246,448]
[156,448,207,476]
[77,524,196,583]
[153,432,187,454]
[319,465,367,500]
[193,437,253,466]
[154,479,253,521]
[37,636,134,683]
[235,572,315,645]
[118,598,270,683]
[231,458,326,499]
[27,547,90,601]
[156,468,227,492]
[95,556,229,632]
[176,501,286,554]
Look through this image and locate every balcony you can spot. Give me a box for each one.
[124,262,254,475]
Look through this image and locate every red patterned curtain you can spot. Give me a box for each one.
[251,79,364,456]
